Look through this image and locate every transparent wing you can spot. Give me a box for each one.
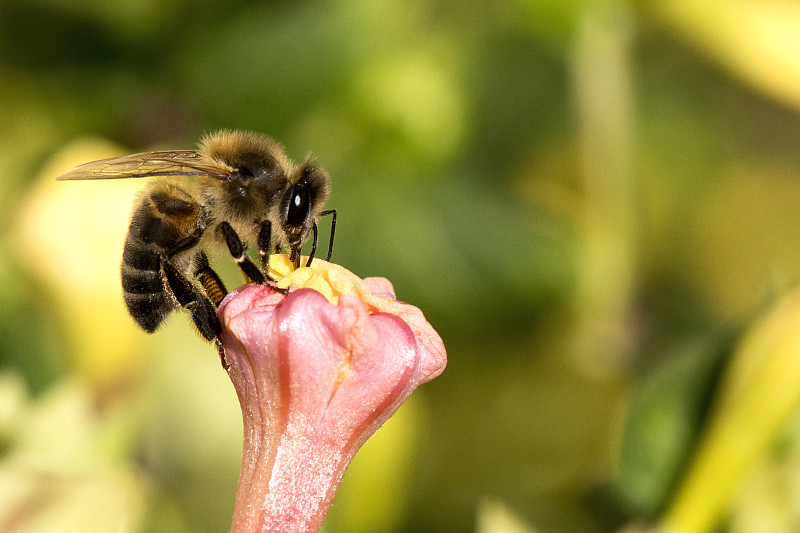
[55,150,232,181]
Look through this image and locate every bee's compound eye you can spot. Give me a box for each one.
[286,186,310,227]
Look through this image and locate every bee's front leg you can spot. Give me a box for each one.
[217,221,265,284]
[257,219,272,274]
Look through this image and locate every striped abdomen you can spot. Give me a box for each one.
[120,184,204,333]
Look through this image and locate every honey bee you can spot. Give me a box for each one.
[56,130,336,368]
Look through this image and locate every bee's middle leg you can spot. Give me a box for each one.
[257,219,272,274]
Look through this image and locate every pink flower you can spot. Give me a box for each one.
[218,258,447,533]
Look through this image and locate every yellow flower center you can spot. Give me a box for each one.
[267,255,373,305]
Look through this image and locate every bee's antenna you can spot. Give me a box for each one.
[306,209,336,268]
[320,209,336,262]
[306,222,319,268]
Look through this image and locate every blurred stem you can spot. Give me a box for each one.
[659,288,800,533]
[571,2,637,377]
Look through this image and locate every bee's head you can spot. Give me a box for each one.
[281,161,330,265]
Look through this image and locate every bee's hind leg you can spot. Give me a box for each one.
[188,291,229,370]
[193,253,232,370]
[194,252,227,307]
[163,259,230,370]
[214,339,230,371]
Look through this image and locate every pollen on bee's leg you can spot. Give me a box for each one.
[195,252,227,307]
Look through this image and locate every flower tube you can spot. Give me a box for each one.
[218,256,446,533]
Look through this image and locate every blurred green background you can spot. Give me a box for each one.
[4,0,800,532]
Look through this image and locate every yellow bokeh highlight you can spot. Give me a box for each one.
[660,288,800,533]
[0,377,145,533]
[16,140,145,387]
[654,0,800,110]
[355,53,465,160]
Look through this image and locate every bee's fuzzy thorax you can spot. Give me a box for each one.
[199,130,293,174]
